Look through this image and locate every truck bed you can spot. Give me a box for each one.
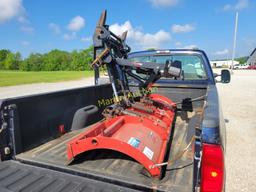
[15,111,202,192]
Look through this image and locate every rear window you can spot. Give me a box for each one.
[129,54,207,80]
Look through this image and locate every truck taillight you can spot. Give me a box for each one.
[201,143,224,192]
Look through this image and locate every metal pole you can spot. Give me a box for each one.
[231,12,239,74]
[226,53,228,67]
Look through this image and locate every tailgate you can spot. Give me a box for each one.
[0,160,139,192]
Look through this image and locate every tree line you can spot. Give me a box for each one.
[235,56,249,64]
[0,46,93,71]
[1,47,248,71]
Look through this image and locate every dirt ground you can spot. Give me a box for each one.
[215,70,256,192]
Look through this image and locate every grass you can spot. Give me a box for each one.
[0,70,94,87]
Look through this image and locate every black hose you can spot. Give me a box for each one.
[175,95,205,105]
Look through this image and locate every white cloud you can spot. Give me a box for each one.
[223,4,232,11]
[110,21,171,49]
[149,0,179,7]
[175,42,182,47]
[67,16,85,31]
[242,37,256,49]
[81,36,91,42]
[239,37,256,56]
[175,42,197,49]
[63,32,77,40]
[49,23,61,34]
[214,49,229,55]
[140,30,171,48]
[20,26,35,34]
[182,44,198,49]
[20,40,30,46]
[171,24,195,33]
[0,0,23,23]
[17,15,29,24]
[223,0,249,11]
[0,0,36,35]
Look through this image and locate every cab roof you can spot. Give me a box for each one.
[128,49,206,58]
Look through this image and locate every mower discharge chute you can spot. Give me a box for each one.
[66,10,182,177]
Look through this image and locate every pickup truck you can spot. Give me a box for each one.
[0,49,230,192]
[233,64,248,70]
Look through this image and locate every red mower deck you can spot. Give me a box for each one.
[66,94,176,177]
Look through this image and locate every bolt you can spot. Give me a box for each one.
[4,147,11,155]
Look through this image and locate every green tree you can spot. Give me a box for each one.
[81,46,93,70]
[20,53,43,71]
[43,49,71,71]
[0,49,11,69]
[235,56,249,64]
[0,46,94,71]
[3,52,15,69]
[13,52,22,70]
[70,47,93,71]
[146,48,156,51]
[70,50,82,70]
[4,52,21,70]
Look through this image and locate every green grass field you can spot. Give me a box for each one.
[0,70,94,87]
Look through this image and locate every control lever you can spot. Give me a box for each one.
[163,60,182,78]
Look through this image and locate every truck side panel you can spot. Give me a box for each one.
[0,84,113,160]
[0,160,140,192]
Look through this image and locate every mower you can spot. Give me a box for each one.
[66,10,182,178]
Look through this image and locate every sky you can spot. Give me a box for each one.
[0,0,255,60]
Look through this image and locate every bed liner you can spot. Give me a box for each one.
[15,111,202,191]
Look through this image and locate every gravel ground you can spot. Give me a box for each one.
[0,70,255,191]
[0,77,94,99]
[215,70,256,192]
